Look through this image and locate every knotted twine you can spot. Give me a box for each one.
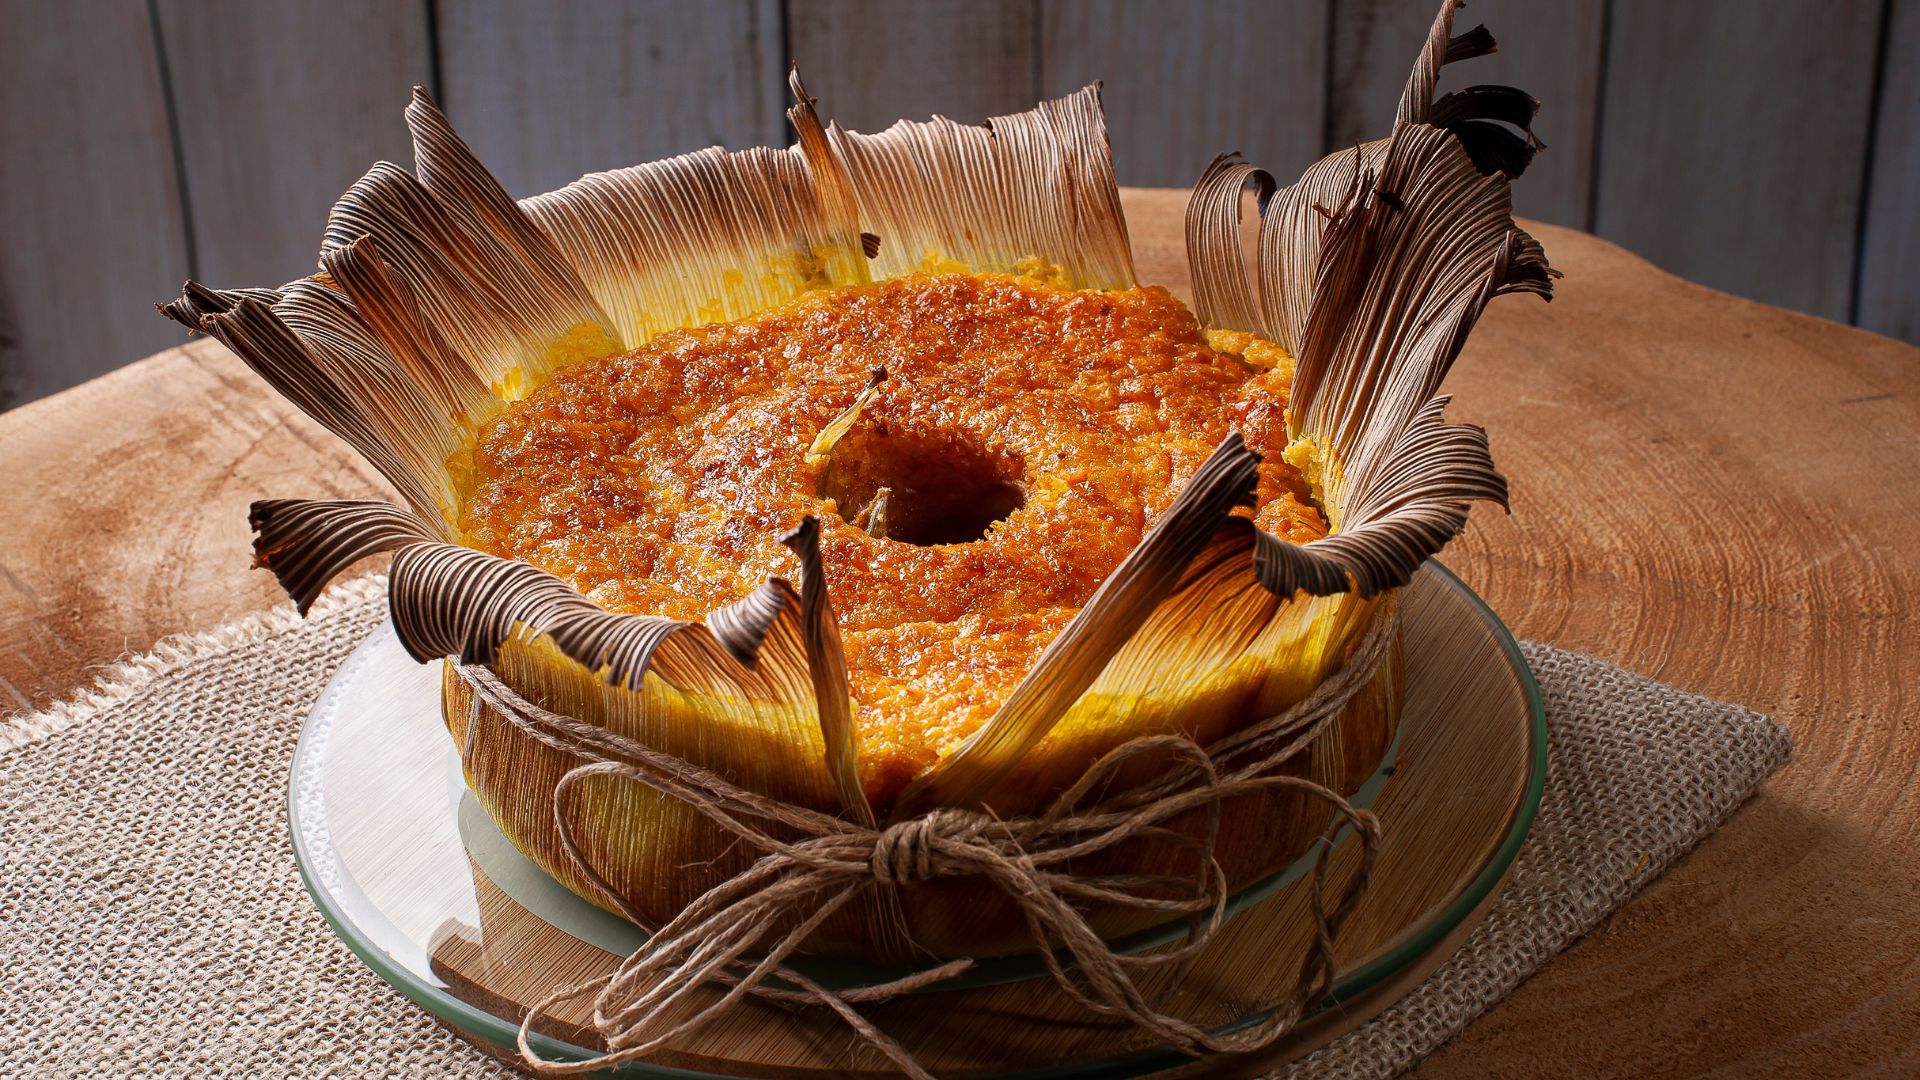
[454,605,1399,1079]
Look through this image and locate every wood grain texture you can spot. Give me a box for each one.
[1328,0,1604,229]
[435,0,787,199]
[154,0,433,289]
[1414,228,1920,1080]
[0,338,390,715]
[3,192,1919,1076]
[0,0,190,406]
[787,0,1039,130]
[1593,0,1883,322]
[1857,0,1919,341]
[1038,0,1328,188]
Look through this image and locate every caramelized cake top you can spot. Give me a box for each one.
[460,271,1324,798]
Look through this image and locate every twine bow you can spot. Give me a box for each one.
[455,606,1397,1079]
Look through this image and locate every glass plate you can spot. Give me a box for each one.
[289,561,1546,1078]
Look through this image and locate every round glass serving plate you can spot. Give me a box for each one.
[289,561,1546,1078]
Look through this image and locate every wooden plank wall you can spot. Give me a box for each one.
[1,0,1913,408]
[155,1,435,289]
[1859,0,1919,342]
[0,1,190,405]
[1595,1,1884,323]
[437,0,787,199]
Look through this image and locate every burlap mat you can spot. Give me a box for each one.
[0,575,1789,1079]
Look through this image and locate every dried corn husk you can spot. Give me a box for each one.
[163,0,1549,962]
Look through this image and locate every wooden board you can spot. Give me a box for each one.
[1038,0,1328,188]
[1593,0,1883,321]
[293,566,1540,1077]
[1327,0,1604,230]
[1857,0,1920,341]
[435,0,787,200]
[154,0,434,289]
[0,0,191,406]
[4,194,1920,1076]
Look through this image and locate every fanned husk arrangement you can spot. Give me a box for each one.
[165,0,1550,964]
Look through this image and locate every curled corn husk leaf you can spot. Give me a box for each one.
[827,82,1135,288]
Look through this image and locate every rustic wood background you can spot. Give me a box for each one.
[1,0,1912,408]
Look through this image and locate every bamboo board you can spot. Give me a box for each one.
[289,561,1542,1078]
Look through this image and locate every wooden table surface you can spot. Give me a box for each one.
[3,190,1915,1078]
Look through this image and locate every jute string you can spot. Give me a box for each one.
[455,606,1400,1079]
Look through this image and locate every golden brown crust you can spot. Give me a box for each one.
[460,271,1324,799]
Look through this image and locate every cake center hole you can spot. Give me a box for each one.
[819,430,1026,546]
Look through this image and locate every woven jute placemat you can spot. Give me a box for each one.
[0,576,1790,1079]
